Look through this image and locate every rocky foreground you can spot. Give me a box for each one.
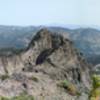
[0,29,94,100]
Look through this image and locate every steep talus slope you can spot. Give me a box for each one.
[0,29,91,100]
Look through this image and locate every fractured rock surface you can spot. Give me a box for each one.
[0,28,91,100]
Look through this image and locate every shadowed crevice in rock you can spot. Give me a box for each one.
[36,49,54,65]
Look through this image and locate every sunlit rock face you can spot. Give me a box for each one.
[0,28,91,100]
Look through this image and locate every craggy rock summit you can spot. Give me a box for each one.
[0,29,91,100]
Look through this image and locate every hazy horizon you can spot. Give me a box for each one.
[0,0,100,26]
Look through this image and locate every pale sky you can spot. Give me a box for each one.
[0,0,100,26]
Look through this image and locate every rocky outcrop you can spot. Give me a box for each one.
[0,28,91,100]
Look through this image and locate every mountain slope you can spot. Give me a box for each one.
[0,29,91,100]
[48,27,100,65]
[0,25,39,48]
[48,27,100,55]
[0,26,100,65]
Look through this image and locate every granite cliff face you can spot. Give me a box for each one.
[0,29,91,100]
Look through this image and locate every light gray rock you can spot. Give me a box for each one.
[0,28,91,99]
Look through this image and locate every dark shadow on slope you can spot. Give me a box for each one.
[36,49,54,65]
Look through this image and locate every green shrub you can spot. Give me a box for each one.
[58,80,80,96]
[0,96,10,100]
[12,94,34,100]
[0,74,9,81]
[30,76,39,82]
[89,74,100,100]
[0,92,34,100]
